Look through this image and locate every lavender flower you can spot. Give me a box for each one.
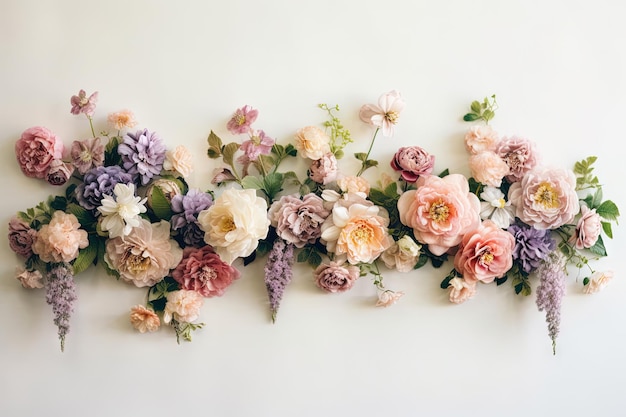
[536,251,566,355]
[264,238,295,323]
[118,128,167,186]
[76,165,133,210]
[45,264,77,352]
[171,189,213,247]
[508,222,555,274]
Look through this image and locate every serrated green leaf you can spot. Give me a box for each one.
[596,200,620,222]
[222,142,240,168]
[241,175,264,190]
[150,186,172,220]
[263,172,284,201]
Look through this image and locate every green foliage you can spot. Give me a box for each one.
[574,156,599,190]
[463,95,497,124]
[297,245,323,268]
[149,185,172,221]
[207,130,223,159]
[104,136,122,166]
[72,235,99,275]
[508,264,531,296]
[319,103,353,157]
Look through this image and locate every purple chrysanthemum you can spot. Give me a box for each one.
[45,264,77,352]
[508,222,556,274]
[76,165,133,210]
[117,128,166,186]
[171,189,213,247]
[536,251,566,355]
[264,238,294,323]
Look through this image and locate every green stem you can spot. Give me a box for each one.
[356,127,379,177]
[87,116,96,138]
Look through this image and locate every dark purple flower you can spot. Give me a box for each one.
[118,128,166,186]
[264,238,294,323]
[507,222,555,274]
[536,252,566,355]
[171,189,214,247]
[45,264,77,352]
[76,165,133,210]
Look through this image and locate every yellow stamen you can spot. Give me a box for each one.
[385,111,399,124]
[429,199,450,223]
[534,182,559,209]
[219,216,236,233]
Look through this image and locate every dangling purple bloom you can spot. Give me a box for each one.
[264,238,294,323]
[536,251,566,355]
[508,222,555,274]
[171,189,213,247]
[45,263,77,352]
[76,165,133,210]
[118,128,167,186]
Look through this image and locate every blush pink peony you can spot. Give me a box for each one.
[314,261,360,293]
[496,136,539,183]
[31,211,88,263]
[464,125,499,154]
[15,126,64,179]
[163,290,204,324]
[468,151,510,187]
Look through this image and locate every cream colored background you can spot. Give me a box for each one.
[1,1,625,416]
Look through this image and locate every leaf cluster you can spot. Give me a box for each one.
[463,94,497,124]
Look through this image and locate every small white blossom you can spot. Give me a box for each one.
[479,186,515,229]
[98,183,147,238]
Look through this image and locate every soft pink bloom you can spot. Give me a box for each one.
[314,261,360,293]
[239,130,274,161]
[163,145,193,177]
[8,216,37,257]
[448,277,477,304]
[583,270,614,294]
[469,151,510,187]
[45,159,74,186]
[453,220,515,283]
[163,290,204,324]
[337,175,370,195]
[496,136,539,183]
[70,137,105,175]
[572,206,602,249]
[397,174,481,256]
[294,126,331,160]
[104,219,183,287]
[508,167,580,229]
[359,90,405,137]
[211,167,237,185]
[464,125,499,154]
[70,89,98,117]
[390,146,435,183]
[31,211,88,263]
[171,246,240,297]
[376,290,404,307]
[15,126,64,179]
[227,105,258,135]
[108,110,137,130]
[15,266,44,289]
[129,305,160,333]
[268,193,330,248]
[381,235,421,272]
[309,152,338,184]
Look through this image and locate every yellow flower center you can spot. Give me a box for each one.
[429,199,450,223]
[480,251,494,265]
[124,252,151,274]
[534,182,559,209]
[235,114,246,126]
[385,111,399,124]
[251,134,261,145]
[498,198,506,208]
[200,266,217,281]
[219,216,236,233]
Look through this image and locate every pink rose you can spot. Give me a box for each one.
[8,216,37,257]
[129,305,160,333]
[314,261,360,293]
[15,266,44,289]
[171,246,240,297]
[390,146,435,183]
[468,151,510,187]
[448,277,477,304]
[46,159,74,186]
[397,174,481,256]
[15,126,64,179]
[508,167,580,229]
[268,193,330,248]
[453,220,515,283]
[163,290,204,324]
[572,206,602,249]
[464,125,499,154]
[496,136,539,183]
[583,270,614,294]
[309,152,338,184]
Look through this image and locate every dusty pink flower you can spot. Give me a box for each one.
[70,89,98,117]
[70,137,105,175]
[172,246,240,297]
[211,167,237,185]
[453,220,515,283]
[464,125,499,154]
[448,277,477,304]
[309,152,338,184]
[397,174,481,256]
[376,290,404,307]
[108,110,137,130]
[239,130,274,161]
[508,167,580,229]
[391,146,435,183]
[15,126,64,179]
[163,290,204,324]
[129,305,160,333]
[163,145,193,177]
[583,270,614,294]
[469,151,510,187]
[294,126,331,160]
[496,136,539,183]
[45,159,74,186]
[337,175,370,195]
[359,90,405,137]
[227,105,258,135]
[15,266,44,289]
[268,193,330,248]
[31,211,88,263]
[572,206,602,249]
[314,261,360,293]
[8,216,37,257]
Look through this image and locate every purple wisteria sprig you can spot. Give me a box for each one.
[264,237,295,323]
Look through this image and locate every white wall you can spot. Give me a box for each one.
[1,1,625,416]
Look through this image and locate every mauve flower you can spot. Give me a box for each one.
[464,125,499,154]
[129,305,160,333]
[572,206,602,249]
[309,152,338,184]
[76,165,134,210]
[15,266,44,289]
[376,290,404,307]
[359,90,405,137]
[391,146,435,183]
[583,270,614,294]
[496,136,539,183]
[118,128,167,186]
[31,211,88,263]
[381,235,421,272]
[268,193,330,248]
[239,130,274,161]
[314,261,360,293]
[163,145,193,177]
[104,219,183,287]
[70,137,105,175]
[448,277,477,304]
[453,220,515,283]
[264,238,295,322]
[227,105,258,135]
[507,222,555,274]
[163,290,204,324]
[108,109,137,131]
[508,167,580,230]
[536,251,566,354]
[294,126,331,160]
[45,159,74,186]
[337,175,370,195]
[98,183,147,238]
[172,246,240,297]
[45,264,77,352]
[70,89,98,117]
[15,126,64,179]
[398,174,481,256]
[211,167,237,185]
[8,216,37,257]
[469,151,510,188]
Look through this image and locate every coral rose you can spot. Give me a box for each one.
[129,305,160,333]
[294,126,331,160]
[390,146,435,183]
[15,126,64,179]
[172,246,240,297]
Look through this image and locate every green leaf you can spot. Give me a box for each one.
[602,221,613,239]
[104,136,122,166]
[284,143,297,157]
[263,172,284,201]
[150,186,172,220]
[363,159,378,170]
[222,142,240,167]
[482,110,494,122]
[463,113,480,122]
[588,235,607,257]
[334,149,344,160]
[72,236,99,275]
[438,169,449,178]
[470,101,482,113]
[384,181,399,197]
[241,175,264,190]
[596,200,620,222]
[207,130,223,158]
[495,276,508,286]
[354,152,368,162]
[413,254,428,269]
[583,277,590,286]
[282,171,301,187]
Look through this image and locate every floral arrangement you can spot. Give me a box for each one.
[8,90,619,354]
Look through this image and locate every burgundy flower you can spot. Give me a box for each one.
[171,246,240,297]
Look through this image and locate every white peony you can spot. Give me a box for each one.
[98,183,147,238]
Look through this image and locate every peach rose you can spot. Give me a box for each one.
[583,270,614,294]
[397,174,481,256]
[572,206,601,249]
[31,211,88,263]
[294,126,331,160]
[15,266,44,289]
[469,151,510,187]
[130,305,160,333]
[376,290,404,307]
[163,145,193,178]
[448,277,477,304]
[464,125,499,154]
[337,175,370,195]
[163,290,204,324]
[381,235,421,272]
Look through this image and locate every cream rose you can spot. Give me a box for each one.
[294,126,331,160]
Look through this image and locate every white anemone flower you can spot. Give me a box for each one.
[98,183,147,238]
[479,186,515,229]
